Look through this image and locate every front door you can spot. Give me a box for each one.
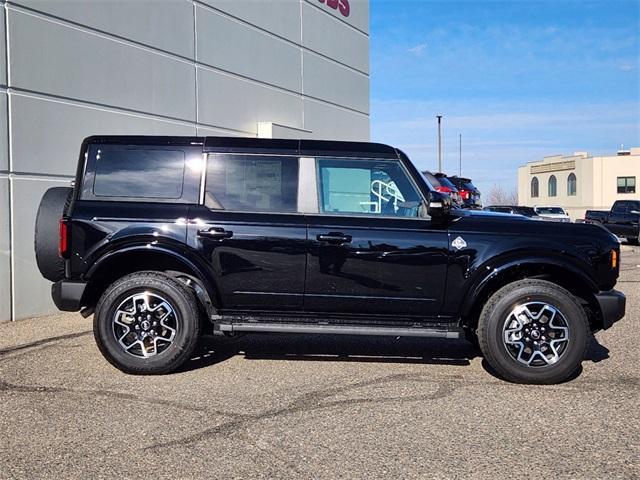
[188,153,307,311]
[304,157,449,317]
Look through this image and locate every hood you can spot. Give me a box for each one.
[451,207,618,245]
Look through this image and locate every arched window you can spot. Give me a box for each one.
[531,177,539,198]
[548,175,557,197]
[567,173,577,196]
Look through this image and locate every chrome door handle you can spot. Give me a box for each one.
[198,227,233,239]
[317,233,352,244]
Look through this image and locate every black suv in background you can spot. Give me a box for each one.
[449,176,482,209]
[421,171,462,206]
[35,136,625,384]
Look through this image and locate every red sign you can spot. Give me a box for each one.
[318,0,350,18]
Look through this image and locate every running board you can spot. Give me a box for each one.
[219,323,463,339]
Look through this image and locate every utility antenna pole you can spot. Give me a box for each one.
[459,133,462,176]
[436,115,443,172]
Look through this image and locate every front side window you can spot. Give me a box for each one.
[567,173,577,196]
[617,176,636,194]
[548,175,557,197]
[317,159,423,218]
[531,177,539,198]
[205,154,298,212]
[92,146,185,199]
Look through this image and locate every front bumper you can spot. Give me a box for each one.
[595,289,626,330]
[52,280,86,312]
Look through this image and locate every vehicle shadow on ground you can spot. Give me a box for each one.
[178,334,481,373]
[179,333,612,381]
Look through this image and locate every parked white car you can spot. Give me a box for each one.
[534,206,571,222]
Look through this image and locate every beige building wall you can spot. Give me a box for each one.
[518,148,640,220]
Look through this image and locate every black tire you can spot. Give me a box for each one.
[627,237,639,246]
[477,279,589,384]
[94,271,201,375]
[34,186,73,282]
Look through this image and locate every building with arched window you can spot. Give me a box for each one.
[548,175,557,196]
[531,177,539,197]
[518,148,640,220]
[567,173,577,196]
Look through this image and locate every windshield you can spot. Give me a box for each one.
[516,207,538,216]
[536,207,565,215]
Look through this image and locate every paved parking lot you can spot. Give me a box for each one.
[1,251,639,479]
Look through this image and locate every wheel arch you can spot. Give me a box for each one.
[461,258,601,330]
[82,246,220,319]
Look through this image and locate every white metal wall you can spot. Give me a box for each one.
[0,0,370,321]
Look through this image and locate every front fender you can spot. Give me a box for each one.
[459,254,599,318]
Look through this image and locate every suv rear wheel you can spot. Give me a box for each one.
[477,279,589,384]
[94,271,201,375]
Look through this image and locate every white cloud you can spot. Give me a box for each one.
[407,43,427,55]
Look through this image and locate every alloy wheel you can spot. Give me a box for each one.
[112,292,178,358]
[502,302,570,367]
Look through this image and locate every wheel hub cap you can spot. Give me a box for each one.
[112,292,178,358]
[502,302,570,367]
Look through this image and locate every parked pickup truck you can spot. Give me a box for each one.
[585,200,640,244]
[34,136,625,384]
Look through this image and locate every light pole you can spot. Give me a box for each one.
[436,115,443,172]
[459,133,462,176]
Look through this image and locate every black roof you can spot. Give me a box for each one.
[83,136,399,159]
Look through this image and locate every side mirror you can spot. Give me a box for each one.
[427,190,452,219]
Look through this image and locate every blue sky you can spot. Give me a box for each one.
[369,0,640,194]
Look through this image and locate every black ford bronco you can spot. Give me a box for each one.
[35,136,625,383]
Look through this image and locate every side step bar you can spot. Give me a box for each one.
[219,323,463,339]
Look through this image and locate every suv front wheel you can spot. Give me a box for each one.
[477,279,589,384]
[94,271,201,375]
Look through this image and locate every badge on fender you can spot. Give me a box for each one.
[451,236,467,250]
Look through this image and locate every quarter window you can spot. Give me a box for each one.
[548,175,557,197]
[205,154,299,213]
[617,176,636,194]
[567,173,577,196]
[531,177,539,198]
[317,159,423,218]
[92,146,186,199]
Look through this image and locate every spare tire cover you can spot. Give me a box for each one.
[34,187,73,282]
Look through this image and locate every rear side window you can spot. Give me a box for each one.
[205,154,298,213]
[92,147,185,198]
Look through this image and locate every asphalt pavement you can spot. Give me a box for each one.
[1,250,639,479]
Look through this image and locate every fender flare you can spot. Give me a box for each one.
[459,256,599,318]
[85,244,220,312]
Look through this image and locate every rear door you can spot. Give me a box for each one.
[304,157,449,317]
[187,153,307,311]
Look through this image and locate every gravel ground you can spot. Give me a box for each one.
[1,250,639,479]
